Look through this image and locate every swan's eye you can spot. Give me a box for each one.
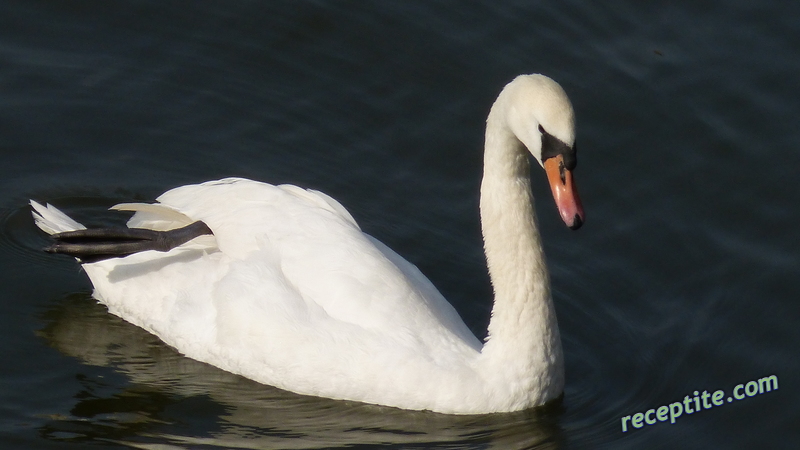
[540,127,576,170]
[538,124,545,134]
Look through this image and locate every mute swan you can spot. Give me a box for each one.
[31,74,584,415]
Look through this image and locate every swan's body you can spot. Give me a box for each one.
[32,74,584,415]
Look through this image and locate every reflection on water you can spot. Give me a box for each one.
[38,294,564,449]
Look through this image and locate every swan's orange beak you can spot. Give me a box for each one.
[544,155,584,230]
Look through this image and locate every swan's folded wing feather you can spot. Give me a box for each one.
[112,202,196,231]
[277,184,360,230]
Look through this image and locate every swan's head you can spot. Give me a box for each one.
[498,74,585,229]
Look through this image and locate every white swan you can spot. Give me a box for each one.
[31,74,584,415]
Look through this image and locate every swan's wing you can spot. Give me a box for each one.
[276,184,360,230]
[111,202,196,231]
[365,235,482,351]
[133,178,479,350]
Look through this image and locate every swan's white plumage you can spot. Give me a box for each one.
[32,74,577,414]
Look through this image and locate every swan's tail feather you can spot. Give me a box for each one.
[44,221,214,263]
[30,200,86,235]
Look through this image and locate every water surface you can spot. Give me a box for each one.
[1,1,798,448]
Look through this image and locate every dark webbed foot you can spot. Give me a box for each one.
[46,221,213,262]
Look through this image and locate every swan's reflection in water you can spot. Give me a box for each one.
[38,294,564,449]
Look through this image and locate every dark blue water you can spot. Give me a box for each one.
[1,1,798,448]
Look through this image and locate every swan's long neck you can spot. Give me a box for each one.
[476,102,564,406]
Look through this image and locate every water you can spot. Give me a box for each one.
[1,1,798,448]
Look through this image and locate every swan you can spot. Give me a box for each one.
[31,74,584,415]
